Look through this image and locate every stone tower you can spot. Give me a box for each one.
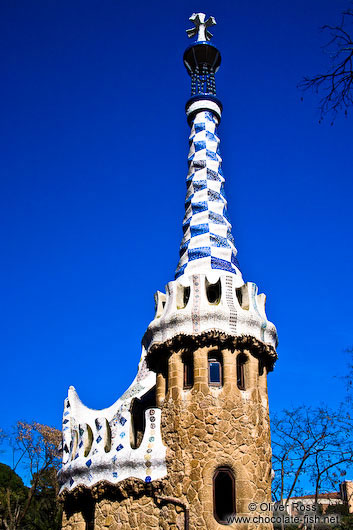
[59,13,278,530]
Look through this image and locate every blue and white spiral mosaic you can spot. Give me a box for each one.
[175,111,241,280]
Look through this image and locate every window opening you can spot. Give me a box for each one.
[208,353,222,387]
[237,354,247,390]
[83,425,93,457]
[130,387,156,449]
[177,285,190,309]
[214,467,236,524]
[206,278,221,305]
[104,419,111,453]
[183,355,194,389]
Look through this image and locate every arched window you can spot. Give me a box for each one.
[82,496,95,530]
[208,353,222,387]
[130,387,156,449]
[213,467,236,523]
[177,284,190,309]
[206,278,221,305]
[236,354,247,390]
[183,354,193,389]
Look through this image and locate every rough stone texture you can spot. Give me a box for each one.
[61,337,274,529]
[155,341,273,529]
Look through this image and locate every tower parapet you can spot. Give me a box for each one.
[144,275,277,355]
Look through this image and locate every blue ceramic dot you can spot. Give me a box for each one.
[145,476,151,483]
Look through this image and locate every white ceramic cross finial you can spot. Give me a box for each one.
[186,13,216,42]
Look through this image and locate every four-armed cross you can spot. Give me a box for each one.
[186,13,216,42]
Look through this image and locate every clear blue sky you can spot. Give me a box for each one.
[1,0,352,466]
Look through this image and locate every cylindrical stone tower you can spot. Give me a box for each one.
[59,13,277,530]
[143,12,277,529]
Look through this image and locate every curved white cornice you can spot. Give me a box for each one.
[143,273,278,352]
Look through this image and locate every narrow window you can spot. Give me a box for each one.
[235,286,249,310]
[237,354,247,390]
[208,353,222,387]
[258,358,264,376]
[183,286,190,307]
[183,356,194,389]
[130,387,156,449]
[206,278,221,305]
[177,285,190,309]
[71,431,78,461]
[235,287,242,307]
[165,363,169,395]
[83,424,93,457]
[82,496,95,530]
[104,419,111,453]
[214,467,236,523]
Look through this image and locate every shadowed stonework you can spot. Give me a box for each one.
[60,12,278,530]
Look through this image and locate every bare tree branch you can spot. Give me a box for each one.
[299,8,353,122]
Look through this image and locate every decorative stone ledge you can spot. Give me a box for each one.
[146,331,277,373]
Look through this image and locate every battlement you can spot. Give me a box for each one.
[143,273,278,352]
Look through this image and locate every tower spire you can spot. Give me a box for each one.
[175,15,243,284]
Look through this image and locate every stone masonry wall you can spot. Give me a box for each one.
[155,342,273,530]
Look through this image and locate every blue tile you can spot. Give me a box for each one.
[194,140,206,152]
[194,122,205,133]
[209,211,226,225]
[190,223,209,237]
[208,189,221,202]
[206,168,220,181]
[191,201,208,215]
[175,264,187,279]
[193,180,207,193]
[206,150,218,161]
[211,256,235,272]
[210,233,230,248]
[188,247,211,261]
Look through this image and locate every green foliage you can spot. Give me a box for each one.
[0,463,62,530]
[0,463,25,493]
